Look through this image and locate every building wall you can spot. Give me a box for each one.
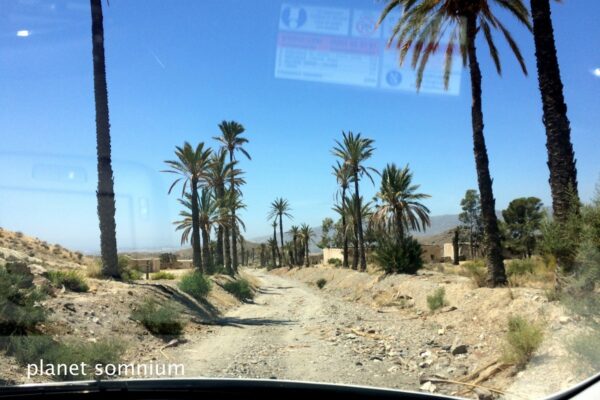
[323,248,344,262]
[421,244,443,263]
[126,257,160,272]
[443,243,471,260]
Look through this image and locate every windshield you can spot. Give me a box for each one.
[1,0,599,398]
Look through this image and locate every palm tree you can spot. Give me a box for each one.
[90,0,118,278]
[173,189,218,271]
[214,121,251,272]
[332,131,377,271]
[332,161,352,268]
[219,189,247,274]
[268,198,293,266]
[373,164,431,241]
[267,238,278,267]
[336,194,373,270]
[288,225,300,266]
[378,0,531,286]
[206,149,244,271]
[530,0,578,223]
[299,224,314,268]
[163,142,212,272]
[271,219,281,267]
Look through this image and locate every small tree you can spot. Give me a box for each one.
[502,197,544,258]
[459,190,484,258]
[317,218,334,249]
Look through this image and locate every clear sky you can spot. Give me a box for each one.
[1,0,599,252]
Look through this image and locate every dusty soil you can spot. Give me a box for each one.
[0,229,589,398]
[267,266,585,399]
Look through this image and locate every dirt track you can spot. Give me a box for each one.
[167,269,417,390]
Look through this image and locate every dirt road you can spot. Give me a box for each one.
[168,269,417,390]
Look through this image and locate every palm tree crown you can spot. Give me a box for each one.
[378,0,531,89]
[163,142,212,196]
[332,131,377,184]
[214,121,251,161]
[374,164,431,239]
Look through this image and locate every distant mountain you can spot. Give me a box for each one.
[249,212,507,252]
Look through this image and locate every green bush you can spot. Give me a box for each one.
[151,271,176,280]
[118,256,142,282]
[502,316,543,368]
[178,271,211,300]
[222,278,254,301]
[316,278,327,289]
[373,236,423,274]
[426,287,447,312]
[131,298,185,336]
[6,335,124,381]
[0,265,47,335]
[327,258,342,267]
[45,270,89,292]
[462,259,487,287]
[506,259,536,277]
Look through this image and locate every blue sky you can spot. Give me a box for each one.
[0,0,599,252]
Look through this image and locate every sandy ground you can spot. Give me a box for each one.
[167,269,418,390]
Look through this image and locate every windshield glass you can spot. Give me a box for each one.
[1,0,599,398]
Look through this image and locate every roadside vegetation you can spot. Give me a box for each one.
[502,316,544,369]
[426,288,447,312]
[7,336,124,381]
[222,278,254,301]
[178,271,211,300]
[151,271,176,280]
[45,270,89,292]
[131,298,185,336]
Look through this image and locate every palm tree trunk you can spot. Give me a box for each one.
[228,151,239,272]
[466,15,506,287]
[353,175,367,271]
[395,210,404,243]
[190,180,204,272]
[304,241,309,268]
[273,224,281,267]
[240,239,245,267]
[279,214,285,265]
[341,187,349,269]
[223,226,232,275]
[531,0,578,224]
[216,226,224,267]
[291,235,297,266]
[90,0,119,278]
[201,226,211,273]
[352,231,359,270]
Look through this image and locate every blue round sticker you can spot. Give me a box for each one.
[386,71,402,87]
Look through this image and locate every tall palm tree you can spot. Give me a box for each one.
[267,238,278,267]
[332,161,352,269]
[332,131,377,271]
[299,224,314,268]
[163,142,212,272]
[268,198,293,266]
[336,194,373,271]
[206,149,244,271]
[173,189,218,271]
[90,0,118,278]
[373,164,431,241]
[271,219,281,267]
[530,0,578,223]
[214,121,251,272]
[288,225,300,266]
[378,0,531,286]
[219,189,246,274]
